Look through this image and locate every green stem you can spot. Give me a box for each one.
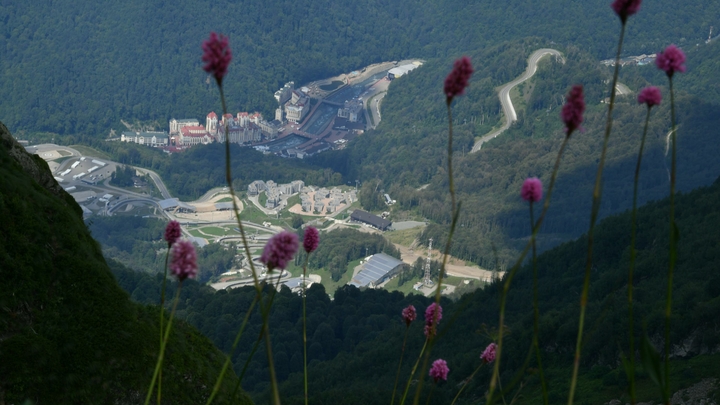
[391,327,411,405]
[232,328,264,401]
[627,107,651,404]
[205,294,259,405]
[399,339,428,405]
[450,363,484,405]
[218,84,280,405]
[486,136,569,405]
[530,203,548,405]
[158,246,169,405]
[302,253,310,405]
[144,282,183,405]
[664,77,677,405]
[567,22,626,405]
[424,383,436,405]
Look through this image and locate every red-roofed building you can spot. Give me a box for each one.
[179,125,213,146]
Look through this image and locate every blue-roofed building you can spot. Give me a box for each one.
[349,253,405,289]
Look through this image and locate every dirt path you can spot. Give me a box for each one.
[394,244,499,282]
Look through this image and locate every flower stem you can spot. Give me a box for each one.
[530,203,548,405]
[205,294,259,405]
[302,253,310,405]
[627,107,651,405]
[218,84,280,405]
[664,77,677,405]
[144,282,183,405]
[486,136,570,405]
[398,339,428,405]
[391,327,411,405]
[567,22,626,405]
[450,363,484,405]
[157,247,170,405]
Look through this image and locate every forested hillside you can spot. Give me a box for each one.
[312,38,720,267]
[0,122,252,404]
[112,176,720,404]
[1,0,717,136]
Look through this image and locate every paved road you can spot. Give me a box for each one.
[135,168,172,200]
[471,49,564,153]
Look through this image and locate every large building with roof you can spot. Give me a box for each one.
[159,198,196,213]
[349,253,405,289]
[387,63,421,80]
[350,209,391,231]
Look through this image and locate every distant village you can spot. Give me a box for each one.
[118,80,371,157]
[117,60,422,158]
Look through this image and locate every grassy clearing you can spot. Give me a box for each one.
[384,227,423,247]
[311,258,360,296]
[69,145,111,159]
[216,197,233,202]
[199,226,228,236]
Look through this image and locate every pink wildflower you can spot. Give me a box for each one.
[202,32,232,84]
[260,231,299,271]
[521,177,543,203]
[164,220,182,247]
[561,85,585,136]
[611,0,642,23]
[481,342,497,363]
[656,45,686,78]
[303,226,319,253]
[637,86,662,107]
[429,359,449,383]
[444,56,473,101]
[424,303,443,338]
[402,305,417,326]
[169,239,198,281]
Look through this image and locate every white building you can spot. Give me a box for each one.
[206,112,218,135]
[169,118,200,135]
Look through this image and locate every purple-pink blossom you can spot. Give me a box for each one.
[561,85,585,136]
[444,56,473,101]
[260,231,299,271]
[424,303,443,338]
[303,226,319,253]
[402,305,417,326]
[521,177,543,203]
[637,86,662,107]
[164,220,182,246]
[169,239,198,281]
[202,32,232,84]
[611,0,642,23]
[656,45,686,78]
[429,359,449,383]
[481,342,497,363]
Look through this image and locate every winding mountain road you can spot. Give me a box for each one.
[471,49,564,153]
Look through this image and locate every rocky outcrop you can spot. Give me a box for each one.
[0,121,81,216]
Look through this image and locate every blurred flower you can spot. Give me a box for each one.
[521,177,543,203]
[424,303,443,338]
[170,240,197,281]
[202,32,232,84]
[261,231,299,272]
[637,86,662,107]
[444,56,473,101]
[303,226,319,253]
[656,45,686,78]
[429,359,449,383]
[611,0,642,23]
[481,342,497,363]
[402,305,417,326]
[561,85,585,136]
[164,220,182,247]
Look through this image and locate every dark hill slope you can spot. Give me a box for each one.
[275,177,720,404]
[0,121,251,404]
